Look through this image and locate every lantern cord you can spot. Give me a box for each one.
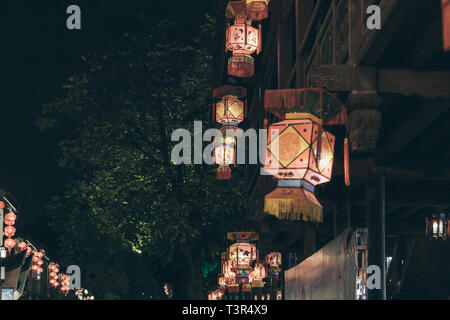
[344,137,350,186]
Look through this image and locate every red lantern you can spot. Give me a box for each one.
[37,260,43,266]
[212,86,247,180]
[4,226,16,238]
[263,88,348,223]
[18,241,27,251]
[50,279,55,285]
[4,238,16,253]
[31,265,38,271]
[38,267,43,274]
[226,1,261,78]
[0,201,4,209]
[4,212,16,226]
[246,0,270,21]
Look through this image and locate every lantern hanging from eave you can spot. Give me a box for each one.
[262,88,348,223]
[212,85,247,180]
[246,0,270,21]
[426,213,448,240]
[226,1,261,78]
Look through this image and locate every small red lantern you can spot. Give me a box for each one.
[50,279,55,285]
[4,238,16,253]
[4,226,16,238]
[0,201,4,209]
[38,267,44,274]
[4,212,16,226]
[37,260,43,266]
[31,265,38,271]
[18,241,27,251]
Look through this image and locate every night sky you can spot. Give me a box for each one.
[2,0,216,256]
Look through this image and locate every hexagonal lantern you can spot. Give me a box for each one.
[263,88,348,223]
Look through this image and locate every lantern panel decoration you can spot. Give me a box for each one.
[212,86,247,180]
[226,1,264,78]
[426,213,448,240]
[263,88,348,223]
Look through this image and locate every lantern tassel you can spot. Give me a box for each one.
[264,187,323,223]
[344,137,350,186]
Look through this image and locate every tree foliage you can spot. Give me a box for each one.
[37,17,245,299]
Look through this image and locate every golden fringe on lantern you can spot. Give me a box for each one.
[264,188,323,223]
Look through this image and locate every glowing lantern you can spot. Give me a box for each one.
[212,86,247,180]
[227,232,258,285]
[4,238,16,253]
[37,260,43,266]
[4,212,16,226]
[246,0,270,21]
[0,201,4,209]
[265,252,281,279]
[263,88,348,223]
[38,267,43,274]
[18,241,27,251]
[50,279,55,285]
[4,226,16,238]
[226,1,261,78]
[249,262,266,288]
[26,247,32,257]
[426,213,448,240]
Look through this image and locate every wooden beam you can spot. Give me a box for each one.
[308,65,450,99]
[379,69,450,99]
[376,99,450,163]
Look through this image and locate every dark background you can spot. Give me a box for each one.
[1,0,215,257]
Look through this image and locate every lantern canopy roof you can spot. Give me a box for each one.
[264,88,347,124]
[227,231,259,241]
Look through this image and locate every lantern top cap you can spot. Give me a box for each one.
[227,231,259,241]
[226,1,247,21]
[213,85,247,99]
[264,88,347,125]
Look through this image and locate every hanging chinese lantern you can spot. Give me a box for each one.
[227,232,258,287]
[265,252,281,279]
[226,1,261,78]
[426,213,448,240]
[18,241,27,251]
[246,0,270,21]
[249,262,266,288]
[4,238,16,254]
[263,88,348,223]
[4,226,16,238]
[31,265,38,271]
[4,212,16,226]
[212,86,247,180]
